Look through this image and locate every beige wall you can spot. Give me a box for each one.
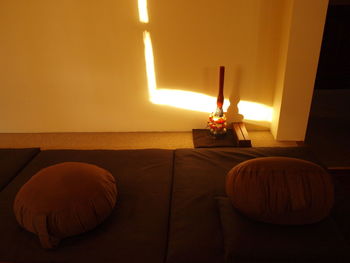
[271,0,294,140]
[0,0,327,137]
[271,0,328,140]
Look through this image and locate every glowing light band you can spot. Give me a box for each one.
[143,31,157,97]
[141,3,230,113]
[237,100,273,122]
[138,0,149,23]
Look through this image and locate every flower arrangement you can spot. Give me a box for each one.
[208,112,227,136]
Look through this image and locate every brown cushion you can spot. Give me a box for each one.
[216,197,349,262]
[13,162,117,249]
[226,157,334,225]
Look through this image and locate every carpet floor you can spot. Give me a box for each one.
[0,131,296,150]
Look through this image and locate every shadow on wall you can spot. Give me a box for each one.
[226,66,243,123]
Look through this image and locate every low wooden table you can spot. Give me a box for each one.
[192,122,252,148]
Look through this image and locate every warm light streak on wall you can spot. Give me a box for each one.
[237,100,273,122]
[141,2,230,113]
[143,31,157,97]
[151,89,230,113]
[142,31,230,113]
[138,0,149,23]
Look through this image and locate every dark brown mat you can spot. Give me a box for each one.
[0,148,40,191]
[0,149,174,263]
[167,147,323,263]
[192,129,238,148]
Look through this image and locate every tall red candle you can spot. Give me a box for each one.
[209,66,227,137]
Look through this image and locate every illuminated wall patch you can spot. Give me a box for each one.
[143,31,157,97]
[138,0,149,23]
[139,0,230,113]
[151,89,230,113]
[237,100,273,122]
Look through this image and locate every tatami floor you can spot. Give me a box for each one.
[0,131,297,150]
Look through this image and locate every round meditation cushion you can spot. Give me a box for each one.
[226,157,334,225]
[13,162,117,249]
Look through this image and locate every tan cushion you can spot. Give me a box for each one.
[226,157,334,225]
[14,162,117,248]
